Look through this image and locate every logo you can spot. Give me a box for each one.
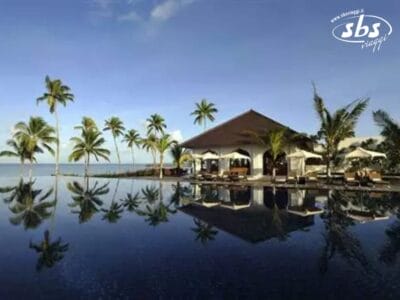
[331,9,392,52]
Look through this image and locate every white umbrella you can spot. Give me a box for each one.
[221,151,251,160]
[287,150,322,159]
[201,152,220,160]
[345,147,386,159]
[190,153,203,160]
[287,150,322,176]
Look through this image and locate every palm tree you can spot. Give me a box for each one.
[250,129,287,181]
[69,129,110,177]
[29,230,69,271]
[141,133,158,173]
[191,99,218,131]
[146,114,166,137]
[13,117,57,177]
[373,110,400,172]
[313,85,369,179]
[74,116,98,132]
[8,180,55,230]
[103,117,125,167]
[67,180,109,223]
[170,144,191,175]
[0,138,30,176]
[37,76,74,175]
[123,129,141,171]
[155,134,177,179]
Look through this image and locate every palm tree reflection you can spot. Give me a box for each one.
[319,191,370,275]
[137,183,176,226]
[141,185,159,204]
[120,192,141,212]
[29,230,69,271]
[6,180,55,230]
[102,201,124,223]
[191,218,218,245]
[67,179,109,223]
[379,197,400,265]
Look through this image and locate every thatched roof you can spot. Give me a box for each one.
[181,109,300,149]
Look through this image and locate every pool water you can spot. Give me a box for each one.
[1,176,400,299]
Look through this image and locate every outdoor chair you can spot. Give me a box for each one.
[286,171,298,184]
[305,172,319,185]
[368,171,390,187]
[344,171,360,186]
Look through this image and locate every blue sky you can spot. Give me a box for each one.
[0,0,399,164]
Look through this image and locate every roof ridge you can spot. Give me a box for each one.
[181,109,256,146]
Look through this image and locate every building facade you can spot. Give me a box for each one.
[181,110,314,179]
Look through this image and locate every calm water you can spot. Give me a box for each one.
[1,176,400,299]
[0,163,158,177]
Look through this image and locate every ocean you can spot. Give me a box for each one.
[0,163,165,177]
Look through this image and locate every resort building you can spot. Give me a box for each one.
[181,109,316,179]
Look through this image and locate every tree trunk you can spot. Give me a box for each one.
[159,154,164,179]
[29,160,33,180]
[20,159,24,178]
[55,109,60,176]
[272,167,277,182]
[326,159,331,180]
[152,149,157,176]
[113,135,121,170]
[85,154,90,178]
[131,147,135,172]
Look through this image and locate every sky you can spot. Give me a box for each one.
[0,0,399,164]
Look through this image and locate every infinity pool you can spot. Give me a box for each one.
[1,176,400,299]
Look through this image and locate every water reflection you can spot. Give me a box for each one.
[29,230,69,271]
[120,192,141,212]
[102,201,124,223]
[3,180,55,230]
[67,180,109,223]
[133,183,176,226]
[3,177,400,297]
[319,191,370,275]
[191,218,218,245]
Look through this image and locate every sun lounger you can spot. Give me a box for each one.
[203,172,218,181]
[274,176,287,184]
[305,172,319,185]
[344,172,360,186]
[286,172,298,184]
[218,171,231,182]
[368,171,390,187]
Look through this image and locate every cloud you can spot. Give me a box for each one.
[169,129,184,142]
[150,0,195,22]
[117,11,142,22]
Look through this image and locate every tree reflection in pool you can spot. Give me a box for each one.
[1,177,400,298]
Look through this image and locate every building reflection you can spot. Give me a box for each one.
[179,184,318,244]
[179,184,398,245]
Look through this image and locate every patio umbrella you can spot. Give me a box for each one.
[287,150,322,159]
[202,152,220,160]
[345,147,386,159]
[221,151,251,160]
[287,150,322,176]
